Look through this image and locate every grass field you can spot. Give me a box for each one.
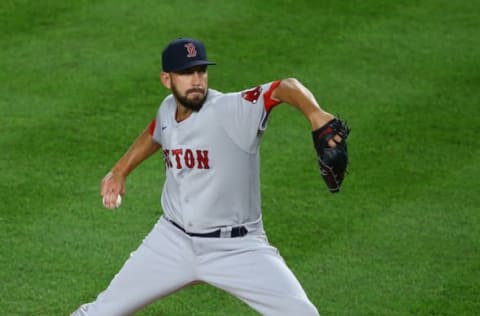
[1,0,479,315]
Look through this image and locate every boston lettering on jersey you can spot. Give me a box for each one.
[163,148,210,169]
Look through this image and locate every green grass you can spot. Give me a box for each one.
[1,0,479,315]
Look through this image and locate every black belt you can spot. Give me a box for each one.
[168,219,248,238]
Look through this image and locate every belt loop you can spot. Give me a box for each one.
[220,226,232,238]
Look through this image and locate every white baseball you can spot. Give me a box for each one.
[102,194,122,208]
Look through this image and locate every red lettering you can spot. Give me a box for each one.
[163,149,173,168]
[196,150,210,169]
[184,43,197,58]
[171,149,183,169]
[163,148,210,170]
[184,149,195,168]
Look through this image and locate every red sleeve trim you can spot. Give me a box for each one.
[148,118,156,136]
[263,80,282,112]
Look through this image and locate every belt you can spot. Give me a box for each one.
[168,219,248,238]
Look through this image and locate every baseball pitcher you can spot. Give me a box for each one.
[71,37,349,316]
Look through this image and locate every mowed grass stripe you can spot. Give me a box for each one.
[1,0,479,315]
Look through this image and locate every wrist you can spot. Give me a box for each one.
[309,111,334,130]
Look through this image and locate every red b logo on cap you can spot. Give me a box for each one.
[184,43,197,58]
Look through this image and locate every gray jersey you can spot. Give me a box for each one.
[152,81,281,233]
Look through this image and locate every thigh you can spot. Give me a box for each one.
[197,235,319,316]
[72,217,197,316]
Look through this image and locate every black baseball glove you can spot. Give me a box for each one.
[312,118,350,193]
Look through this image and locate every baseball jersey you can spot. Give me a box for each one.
[151,81,281,233]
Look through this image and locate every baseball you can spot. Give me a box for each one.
[103,194,122,208]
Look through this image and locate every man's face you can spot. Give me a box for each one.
[167,65,209,111]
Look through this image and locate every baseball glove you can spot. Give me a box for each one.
[312,118,350,193]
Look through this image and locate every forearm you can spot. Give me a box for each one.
[111,126,162,177]
[272,78,334,130]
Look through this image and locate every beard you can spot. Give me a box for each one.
[171,83,208,112]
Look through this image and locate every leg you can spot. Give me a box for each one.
[196,235,319,316]
[71,217,196,316]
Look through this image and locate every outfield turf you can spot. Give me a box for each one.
[1,1,479,315]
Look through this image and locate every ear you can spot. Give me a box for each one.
[160,72,171,89]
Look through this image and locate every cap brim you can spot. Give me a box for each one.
[169,60,216,72]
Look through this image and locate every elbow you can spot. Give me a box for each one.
[279,78,306,94]
[280,77,301,87]
[278,77,307,97]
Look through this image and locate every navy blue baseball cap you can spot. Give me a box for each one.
[162,38,216,72]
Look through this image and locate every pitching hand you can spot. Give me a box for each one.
[100,171,126,209]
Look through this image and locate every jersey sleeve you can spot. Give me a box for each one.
[150,95,175,145]
[219,80,282,153]
[151,107,163,145]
